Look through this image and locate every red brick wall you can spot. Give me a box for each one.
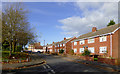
[112,28,120,65]
[72,35,111,56]
[98,58,116,65]
[112,30,119,59]
[66,37,76,54]
[119,27,120,65]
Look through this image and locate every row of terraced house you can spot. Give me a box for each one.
[45,24,120,65]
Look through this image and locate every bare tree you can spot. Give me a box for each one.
[2,3,37,55]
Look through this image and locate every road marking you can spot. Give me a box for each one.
[51,70,55,74]
[43,64,55,73]
[43,65,47,69]
[45,64,50,68]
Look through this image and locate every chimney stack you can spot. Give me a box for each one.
[53,42,54,44]
[92,27,97,32]
[64,37,66,40]
[38,42,40,45]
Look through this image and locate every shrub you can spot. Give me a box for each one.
[94,58,98,61]
[69,49,74,55]
[59,49,64,54]
[82,49,91,56]
[51,52,58,55]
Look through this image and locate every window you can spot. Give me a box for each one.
[100,36,107,42]
[79,48,84,53]
[79,40,85,45]
[50,49,52,52]
[49,46,52,48]
[88,38,94,43]
[88,47,94,53]
[74,48,77,53]
[74,42,77,45]
[58,49,59,52]
[63,44,65,46]
[60,44,62,47]
[55,49,56,52]
[56,45,58,47]
[99,47,107,53]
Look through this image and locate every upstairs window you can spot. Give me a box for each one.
[79,40,85,45]
[60,44,62,47]
[100,36,107,42]
[74,42,77,45]
[88,38,94,43]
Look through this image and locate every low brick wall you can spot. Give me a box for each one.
[79,56,94,61]
[98,58,116,65]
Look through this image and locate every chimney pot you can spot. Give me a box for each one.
[92,27,97,32]
[64,37,66,40]
[53,42,54,43]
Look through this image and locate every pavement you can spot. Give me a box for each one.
[61,54,120,72]
[2,53,45,70]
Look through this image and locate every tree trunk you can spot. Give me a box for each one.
[12,39,16,52]
[9,42,12,56]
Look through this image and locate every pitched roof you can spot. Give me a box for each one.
[57,37,75,45]
[59,38,72,44]
[74,24,119,41]
[46,44,53,47]
[46,37,75,46]
[35,46,43,49]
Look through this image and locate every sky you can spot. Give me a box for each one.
[2,1,118,46]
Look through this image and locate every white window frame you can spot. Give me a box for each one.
[50,49,52,52]
[88,38,95,43]
[74,42,77,45]
[74,48,77,53]
[79,48,84,53]
[88,47,94,53]
[79,40,85,45]
[99,46,107,53]
[55,49,56,52]
[60,44,62,47]
[99,36,107,42]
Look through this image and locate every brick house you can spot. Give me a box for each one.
[71,24,120,64]
[46,37,76,54]
[28,42,44,52]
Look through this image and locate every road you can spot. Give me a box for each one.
[3,53,110,73]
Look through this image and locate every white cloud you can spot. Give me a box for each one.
[58,2,118,36]
[2,0,119,2]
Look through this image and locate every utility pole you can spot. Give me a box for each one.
[44,40,45,46]
[44,40,47,53]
